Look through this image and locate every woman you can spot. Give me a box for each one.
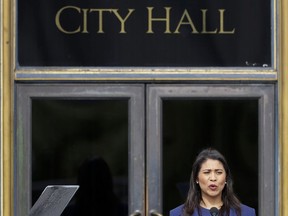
[170,148,256,216]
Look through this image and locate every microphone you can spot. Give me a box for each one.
[209,207,219,216]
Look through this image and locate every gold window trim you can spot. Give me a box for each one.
[279,0,288,214]
[1,0,287,215]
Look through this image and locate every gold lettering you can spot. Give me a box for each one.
[82,9,89,33]
[55,6,236,36]
[147,7,172,34]
[112,9,135,33]
[219,9,235,34]
[55,6,81,34]
[89,9,113,33]
[174,9,198,34]
[201,9,217,34]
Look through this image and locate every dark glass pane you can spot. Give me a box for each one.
[18,0,271,67]
[163,100,258,215]
[32,99,128,216]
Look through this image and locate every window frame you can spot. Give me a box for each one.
[13,0,277,81]
[14,84,145,216]
[146,84,275,215]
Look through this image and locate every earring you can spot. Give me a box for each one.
[196,181,199,184]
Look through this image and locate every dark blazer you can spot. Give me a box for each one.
[170,204,256,216]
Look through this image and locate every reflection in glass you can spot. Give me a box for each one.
[32,100,128,216]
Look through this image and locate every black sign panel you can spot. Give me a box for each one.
[18,0,271,67]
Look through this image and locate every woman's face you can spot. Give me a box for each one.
[197,159,227,201]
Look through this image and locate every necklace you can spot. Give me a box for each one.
[200,201,223,209]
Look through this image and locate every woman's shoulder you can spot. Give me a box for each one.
[170,203,256,216]
[170,204,184,216]
[240,204,256,215]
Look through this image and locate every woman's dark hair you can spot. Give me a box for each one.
[183,148,241,216]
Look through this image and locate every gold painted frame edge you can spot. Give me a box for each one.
[279,0,288,214]
[1,0,13,214]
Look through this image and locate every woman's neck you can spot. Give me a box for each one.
[200,195,223,209]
